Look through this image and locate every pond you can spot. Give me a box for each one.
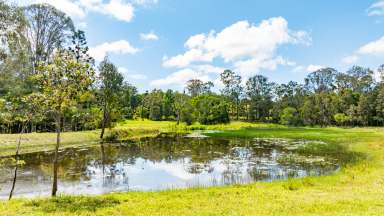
[0,137,340,198]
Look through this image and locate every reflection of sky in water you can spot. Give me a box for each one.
[0,138,339,198]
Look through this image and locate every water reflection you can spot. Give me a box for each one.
[0,137,339,198]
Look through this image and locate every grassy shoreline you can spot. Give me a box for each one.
[1,122,384,215]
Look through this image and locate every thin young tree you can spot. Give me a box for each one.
[98,57,123,139]
[8,93,43,200]
[34,50,94,196]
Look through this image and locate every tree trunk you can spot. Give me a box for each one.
[100,102,108,139]
[52,114,61,197]
[9,124,26,200]
[177,108,180,125]
[236,99,239,121]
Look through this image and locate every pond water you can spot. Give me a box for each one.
[0,137,340,198]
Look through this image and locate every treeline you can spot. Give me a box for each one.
[1,1,384,137]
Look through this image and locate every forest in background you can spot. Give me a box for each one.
[1,1,384,136]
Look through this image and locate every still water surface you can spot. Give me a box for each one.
[0,137,339,198]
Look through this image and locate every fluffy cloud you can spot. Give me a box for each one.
[162,17,310,78]
[342,55,359,65]
[27,0,86,19]
[342,36,384,65]
[89,40,138,61]
[368,1,384,16]
[357,36,384,55]
[140,32,159,41]
[306,64,324,72]
[150,65,224,88]
[292,64,325,73]
[17,0,158,24]
[118,67,147,80]
[132,0,159,6]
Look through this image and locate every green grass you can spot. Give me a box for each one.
[1,124,384,215]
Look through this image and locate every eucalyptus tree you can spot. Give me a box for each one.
[0,1,31,96]
[304,67,338,93]
[245,75,275,121]
[346,66,375,93]
[220,70,243,120]
[98,57,124,139]
[186,79,213,97]
[173,92,192,125]
[23,3,75,70]
[34,50,94,196]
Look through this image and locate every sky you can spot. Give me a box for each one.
[14,0,384,92]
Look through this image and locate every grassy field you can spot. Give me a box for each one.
[1,124,384,215]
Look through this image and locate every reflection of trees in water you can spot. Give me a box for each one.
[5,137,339,185]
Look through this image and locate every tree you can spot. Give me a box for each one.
[119,83,139,119]
[245,75,275,121]
[191,94,229,125]
[378,64,384,82]
[220,70,243,120]
[34,50,94,196]
[334,113,349,126]
[346,66,374,93]
[280,107,300,126]
[186,79,213,97]
[98,57,123,139]
[173,92,192,125]
[68,30,93,64]
[8,93,43,200]
[24,4,75,70]
[305,67,337,93]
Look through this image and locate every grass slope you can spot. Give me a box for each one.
[1,125,384,215]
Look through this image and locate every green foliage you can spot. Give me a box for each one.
[280,107,300,126]
[191,94,230,125]
[333,113,349,126]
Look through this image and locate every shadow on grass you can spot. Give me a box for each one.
[25,195,120,213]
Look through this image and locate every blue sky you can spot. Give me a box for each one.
[18,0,384,91]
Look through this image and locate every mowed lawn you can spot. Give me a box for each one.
[0,124,384,215]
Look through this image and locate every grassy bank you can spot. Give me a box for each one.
[0,126,384,215]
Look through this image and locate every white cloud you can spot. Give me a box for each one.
[150,65,223,88]
[234,56,296,77]
[150,68,209,88]
[101,0,134,22]
[17,0,86,19]
[342,36,384,65]
[118,67,147,80]
[132,0,159,6]
[163,17,310,78]
[292,64,325,73]
[140,32,159,41]
[17,0,158,25]
[368,1,384,16]
[357,36,384,55]
[342,55,359,65]
[306,64,324,72]
[163,49,215,68]
[89,40,138,61]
